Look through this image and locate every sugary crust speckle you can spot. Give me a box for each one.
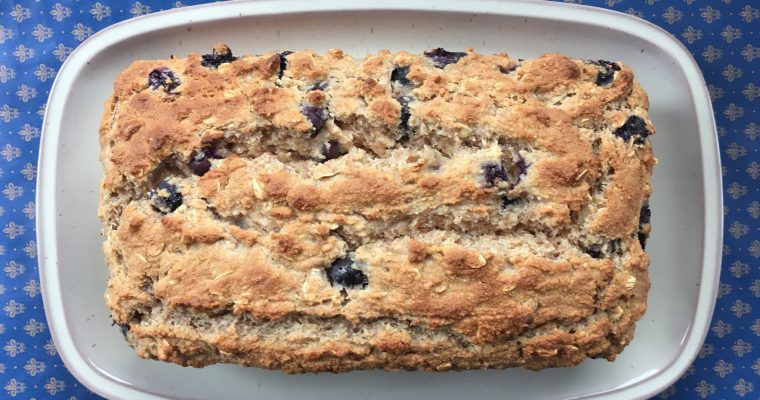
[99,46,655,373]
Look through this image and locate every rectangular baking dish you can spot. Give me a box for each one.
[37,1,722,399]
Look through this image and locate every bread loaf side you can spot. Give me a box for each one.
[98,45,655,373]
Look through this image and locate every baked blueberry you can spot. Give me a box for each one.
[189,150,212,176]
[391,66,412,86]
[638,232,649,247]
[278,51,293,79]
[584,247,604,259]
[498,64,517,74]
[638,203,651,248]
[588,59,621,86]
[202,141,225,159]
[424,48,467,68]
[613,115,650,144]
[320,140,344,161]
[608,239,622,255]
[201,44,237,68]
[639,204,651,226]
[301,104,326,134]
[149,181,183,213]
[397,95,412,132]
[327,257,368,289]
[584,240,621,259]
[515,155,528,184]
[516,156,528,175]
[481,162,509,187]
[501,196,524,208]
[308,81,329,91]
[148,67,181,93]
[111,320,130,338]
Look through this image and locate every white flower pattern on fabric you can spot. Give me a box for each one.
[22,279,39,297]
[33,64,55,82]
[17,124,40,142]
[712,320,733,338]
[49,3,72,22]
[732,379,754,397]
[2,183,23,201]
[0,65,15,82]
[695,380,716,398]
[31,24,53,43]
[9,4,31,23]
[22,241,36,258]
[90,2,112,21]
[4,379,26,397]
[130,2,153,16]
[23,319,45,337]
[21,202,34,220]
[15,85,37,103]
[70,23,93,41]
[0,105,20,122]
[731,339,753,357]
[43,377,65,396]
[749,240,760,258]
[702,45,722,62]
[0,25,15,44]
[743,83,760,101]
[12,45,34,62]
[23,358,45,377]
[51,43,72,62]
[3,339,25,357]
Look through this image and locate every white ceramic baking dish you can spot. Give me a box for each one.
[37,1,722,399]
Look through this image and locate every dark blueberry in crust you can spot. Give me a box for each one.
[639,204,651,226]
[516,156,528,176]
[327,257,368,289]
[584,247,604,259]
[301,104,326,134]
[397,95,412,132]
[613,115,650,144]
[587,59,621,86]
[308,81,329,91]
[501,196,524,208]
[584,240,621,259]
[119,323,129,338]
[112,320,130,338]
[498,64,518,74]
[189,150,212,176]
[321,140,344,161]
[638,232,649,249]
[390,66,412,86]
[201,44,237,69]
[424,48,467,68]
[148,67,181,93]
[515,155,529,184]
[202,141,225,159]
[481,162,509,187]
[638,203,651,248]
[149,181,183,213]
[608,239,622,256]
[278,51,293,79]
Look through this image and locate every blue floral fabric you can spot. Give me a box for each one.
[0,0,756,398]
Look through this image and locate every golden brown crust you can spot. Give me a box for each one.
[99,46,655,373]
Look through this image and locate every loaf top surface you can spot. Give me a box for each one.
[99,45,655,370]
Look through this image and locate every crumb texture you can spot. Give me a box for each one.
[99,45,655,373]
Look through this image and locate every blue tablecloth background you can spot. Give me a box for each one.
[0,0,757,398]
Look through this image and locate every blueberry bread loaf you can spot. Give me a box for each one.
[98,44,655,373]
